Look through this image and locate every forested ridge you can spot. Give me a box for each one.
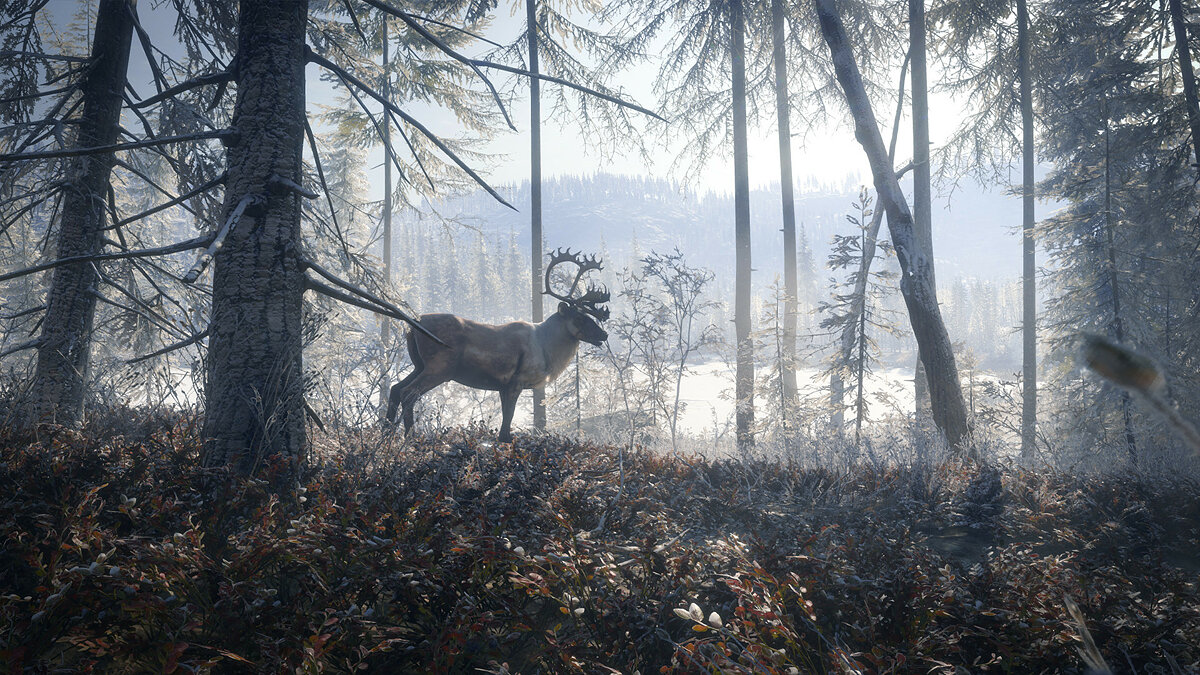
[2,0,1199,671]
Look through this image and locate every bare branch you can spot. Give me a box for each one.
[307,47,517,211]
[0,339,40,360]
[360,0,516,131]
[268,173,318,199]
[471,59,666,122]
[118,172,225,227]
[302,117,353,262]
[0,235,212,285]
[183,193,260,284]
[0,83,74,106]
[90,288,189,341]
[0,129,234,163]
[302,257,444,345]
[0,50,89,63]
[127,1,168,93]
[127,329,209,364]
[132,70,233,109]
[1,304,45,321]
[405,13,501,48]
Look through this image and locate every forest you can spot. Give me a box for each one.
[1,0,1199,672]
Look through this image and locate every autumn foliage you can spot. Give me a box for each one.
[1,413,1198,673]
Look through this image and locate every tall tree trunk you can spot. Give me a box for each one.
[814,0,972,452]
[1018,0,1038,459]
[528,0,546,432]
[732,0,755,452]
[772,0,798,422]
[379,19,394,419]
[854,225,868,446]
[204,0,308,482]
[910,0,934,423]
[26,0,134,426]
[1102,96,1138,465]
[1169,0,1200,172]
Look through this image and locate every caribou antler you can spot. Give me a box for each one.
[543,248,608,318]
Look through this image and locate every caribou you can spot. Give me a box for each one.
[387,249,610,442]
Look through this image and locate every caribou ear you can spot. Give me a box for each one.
[558,301,571,314]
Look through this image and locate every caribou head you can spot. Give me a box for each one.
[388,249,610,442]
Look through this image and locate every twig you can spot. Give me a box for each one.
[361,0,515,131]
[183,193,260,284]
[131,70,233,109]
[127,2,168,93]
[307,48,517,211]
[127,329,209,364]
[406,12,501,48]
[0,129,234,163]
[0,235,212,285]
[302,258,444,345]
[1,304,45,321]
[0,83,75,106]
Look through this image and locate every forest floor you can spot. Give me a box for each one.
[1,413,1198,674]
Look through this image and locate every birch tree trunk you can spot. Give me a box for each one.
[1018,0,1038,459]
[203,0,308,481]
[814,0,971,452]
[26,0,135,427]
[732,0,755,451]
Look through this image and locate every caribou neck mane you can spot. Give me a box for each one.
[534,310,581,382]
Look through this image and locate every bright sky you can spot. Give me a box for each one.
[54,1,979,202]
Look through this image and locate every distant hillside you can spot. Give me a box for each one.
[409,172,1032,286]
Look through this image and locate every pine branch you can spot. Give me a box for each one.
[407,12,501,48]
[0,83,75,106]
[302,257,444,345]
[1,304,46,321]
[183,193,260,284]
[127,1,168,94]
[0,129,235,163]
[90,288,190,342]
[127,328,209,364]
[360,0,516,131]
[307,47,516,211]
[0,50,89,63]
[132,70,233,109]
[268,173,318,199]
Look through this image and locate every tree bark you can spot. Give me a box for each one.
[203,0,309,482]
[26,0,135,427]
[910,0,934,423]
[1169,0,1200,172]
[732,0,755,451]
[772,0,798,420]
[814,0,971,452]
[1018,0,1038,459]
[379,19,394,418]
[528,0,546,431]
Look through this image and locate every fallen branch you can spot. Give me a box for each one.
[132,70,232,109]
[307,48,516,211]
[127,328,209,364]
[302,259,444,345]
[0,129,235,163]
[183,193,260,284]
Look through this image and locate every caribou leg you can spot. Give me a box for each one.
[387,333,427,424]
[498,387,521,442]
